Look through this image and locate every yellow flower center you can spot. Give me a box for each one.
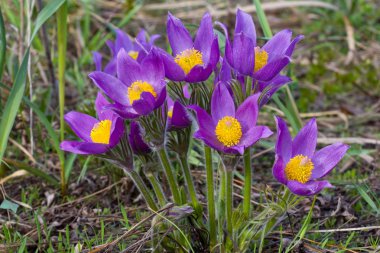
[285,155,314,184]
[174,48,203,75]
[90,120,112,144]
[128,50,139,60]
[168,107,173,118]
[254,47,268,72]
[127,80,157,104]
[215,116,242,147]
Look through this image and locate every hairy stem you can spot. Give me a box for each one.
[129,170,158,211]
[178,154,199,210]
[225,169,233,236]
[147,173,167,207]
[204,146,217,249]
[243,147,252,216]
[157,148,181,204]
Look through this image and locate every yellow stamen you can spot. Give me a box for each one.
[168,107,174,118]
[174,48,203,75]
[128,50,139,60]
[90,120,112,144]
[285,155,314,184]
[215,116,242,147]
[254,47,268,72]
[128,80,157,104]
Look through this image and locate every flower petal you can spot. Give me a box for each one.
[272,155,287,185]
[132,92,156,115]
[228,33,255,76]
[129,121,151,155]
[292,118,317,158]
[159,49,186,81]
[92,51,102,71]
[262,29,292,61]
[89,71,129,105]
[211,82,235,122]
[235,93,259,132]
[286,180,333,196]
[167,12,193,56]
[170,101,192,128]
[188,105,215,135]
[311,143,349,179]
[116,48,142,86]
[95,92,114,120]
[258,75,291,107]
[194,130,224,152]
[185,64,213,83]
[285,34,304,57]
[141,49,165,85]
[105,103,139,119]
[274,116,292,163]
[254,56,290,82]
[64,111,98,142]
[239,125,272,148]
[194,12,214,62]
[109,117,125,147]
[60,141,109,155]
[235,9,256,42]
[115,29,133,52]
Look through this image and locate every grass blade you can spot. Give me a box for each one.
[30,0,66,43]
[0,48,29,165]
[57,1,68,194]
[3,158,59,187]
[0,7,6,80]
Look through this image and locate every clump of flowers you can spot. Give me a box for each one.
[61,9,349,252]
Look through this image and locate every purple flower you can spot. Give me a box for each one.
[160,12,219,83]
[166,96,192,129]
[92,29,160,75]
[224,9,303,82]
[60,93,124,155]
[258,75,291,107]
[190,82,272,155]
[89,49,167,118]
[129,121,151,155]
[273,117,349,196]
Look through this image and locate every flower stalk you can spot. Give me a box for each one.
[129,170,159,211]
[178,154,200,211]
[204,145,217,249]
[243,147,252,216]
[146,172,167,207]
[157,148,181,204]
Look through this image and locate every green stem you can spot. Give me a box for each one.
[204,146,217,250]
[225,169,233,236]
[147,173,167,207]
[243,148,252,216]
[157,148,181,204]
[129,170,158,211]
[179,154,199,209]
[57,1,68,195]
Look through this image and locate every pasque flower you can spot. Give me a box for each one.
[89,49,166,118]
[129,121,152,155]
[190,82,272,155]
[273,117,349,196]
[224,9,303,82]
[92,29,160,75]
[159,12,219,83]
[60,92,124,154]
[166,96,192,129]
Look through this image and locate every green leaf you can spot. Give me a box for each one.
[0,7,6,80]
[0,48,29,165]
[3,158,59,187]
[65,153,77,183]
[30,0,66,43]
[0,199,19,213]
